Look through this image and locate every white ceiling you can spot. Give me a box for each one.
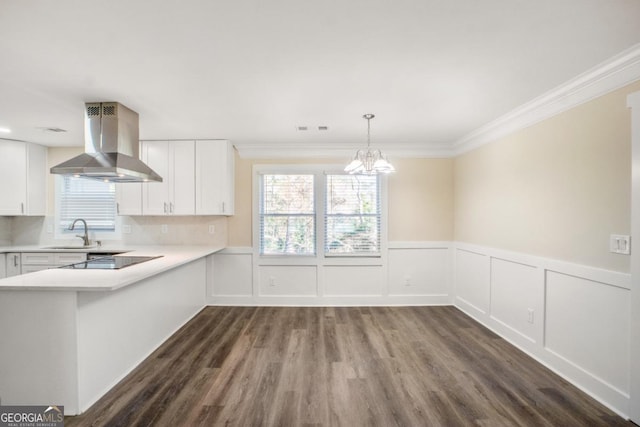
[1,0,640,155]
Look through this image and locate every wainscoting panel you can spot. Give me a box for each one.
[454,248,490,315]
[545,270,630,396]
[259,265,318,296]
[323,265,384,296]
[209,243,452,305]
[387,248,450,297]
[453,242,632,418]
[211,253,253,296]
[489,258,541,344]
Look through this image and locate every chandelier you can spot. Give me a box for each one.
[344,114,395,175]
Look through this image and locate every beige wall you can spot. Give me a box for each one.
[454,80,640,273]
[387,158,453,241]
[227,155,455,247]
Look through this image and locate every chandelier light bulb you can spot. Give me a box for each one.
[345,114,395,175]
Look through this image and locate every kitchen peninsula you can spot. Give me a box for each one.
[0,245,223,415]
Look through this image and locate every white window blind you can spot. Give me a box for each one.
[259,174,315,255]
[325,174,380,255]
[58,176,116,232]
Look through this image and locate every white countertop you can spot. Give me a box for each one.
[0,245,224,291]
[0,245,129,253]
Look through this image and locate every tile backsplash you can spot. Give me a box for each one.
[9,215,228,248]
[0,217,11,245]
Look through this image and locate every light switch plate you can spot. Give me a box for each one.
[122,225,132,234]
[610,234,631,255]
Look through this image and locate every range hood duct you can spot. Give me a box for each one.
[50,102,162,183]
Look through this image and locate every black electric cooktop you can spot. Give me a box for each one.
[60,255,163,270]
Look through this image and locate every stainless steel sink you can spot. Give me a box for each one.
[42,245,97,250]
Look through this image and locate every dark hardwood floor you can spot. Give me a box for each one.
[66,306,631,426]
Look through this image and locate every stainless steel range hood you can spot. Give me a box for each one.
[50,102,162,182]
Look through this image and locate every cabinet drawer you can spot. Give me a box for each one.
[55,253,87,265]
[21,252,87,266]
[21,253,56,265]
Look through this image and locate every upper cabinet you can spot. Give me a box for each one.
[0,141,47,216]
[195,140,234,215]
[142,140,196,216]
[116,139,234,217]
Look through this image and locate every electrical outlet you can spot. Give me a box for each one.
[46,223,53,233]
[208,225,215,234]
[610,234,631,255]
[269,276,276,287]
[404,275,412,286]
[161,224,168,234]
[122,224,132,234]
[527,308,534,324]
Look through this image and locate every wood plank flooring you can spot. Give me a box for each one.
[65,306,631,426]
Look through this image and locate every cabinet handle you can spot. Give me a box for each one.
[170,202,174,214]
[222,202,225,213]
[14,255,19,267]
[116,202,120,214]
[163,202,167,213]
[21,202,24,214]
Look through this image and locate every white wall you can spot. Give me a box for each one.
[628,90,640,424]
[453,242,631,418]
[77,258,206,412]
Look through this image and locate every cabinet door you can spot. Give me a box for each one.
[116,182,142,215]
[141,141,170,215]
[170,141,195,215]
[0,141,27,215]
[0,254,5,279]
[5,253,22,277]
[195,140,234,215]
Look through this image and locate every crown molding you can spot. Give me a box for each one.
[234,141,455,159]
[236,44,640,160]
[453,42,640,155]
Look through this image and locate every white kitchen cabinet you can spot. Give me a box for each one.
[141,141,195,215]
[195,140,235,215]
[5,253,22,277]
[115,182,142,216]
[17,252,87,274]
[0,141,46,216]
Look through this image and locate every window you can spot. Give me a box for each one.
[259,174,315,255]
[325,174,380,255]
[57,176,117,233]
[257,168,384,257]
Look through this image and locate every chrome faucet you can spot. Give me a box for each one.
[69,218,90,246]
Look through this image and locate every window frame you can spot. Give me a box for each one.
[54,175,121,241]
[259,173,317,256]
[253,164,388,262]
[324,173,382,257]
